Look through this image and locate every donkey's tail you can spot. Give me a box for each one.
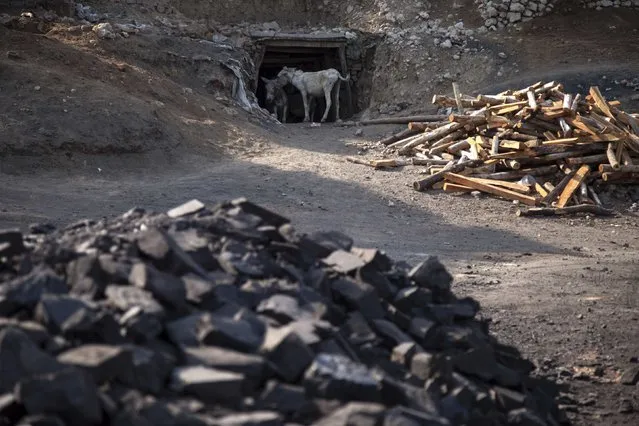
[338,72,351,81]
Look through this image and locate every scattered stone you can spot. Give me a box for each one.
[170,366,246,403]
[16,367,103,426]
[620,365,639,385]
[57,344,131,384]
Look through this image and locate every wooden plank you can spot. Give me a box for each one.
[443,173,539,206]
[443,183,473,193]
[499,140,527,150]
[535,183,549,197]
[589,86,615,120]
[556,165,591,208]
[472,177,531,194]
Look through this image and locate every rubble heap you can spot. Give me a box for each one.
[349,81,639,217]
[0,198,564,425]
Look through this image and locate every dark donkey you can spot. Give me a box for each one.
[260,76,289,123]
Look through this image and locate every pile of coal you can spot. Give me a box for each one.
[0,198,565,426]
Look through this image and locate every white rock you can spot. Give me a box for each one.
[92,23,115,39]
[486,6,498,17]
[510,2,525,12]
[347,5,353,13]
[507,12,522,23]
[498,52,507,58]
[440,39,453,48]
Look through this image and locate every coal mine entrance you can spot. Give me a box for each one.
[253,36,354,123]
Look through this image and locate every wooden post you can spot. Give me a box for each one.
[452,82,464,115]
[338,45,353,118]
[253,45,266,94]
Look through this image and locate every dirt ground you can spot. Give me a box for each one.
[2,123,639,425]
[1,1,639,424]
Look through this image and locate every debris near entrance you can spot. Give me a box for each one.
[0,198,565,425]
[349,81,639,216]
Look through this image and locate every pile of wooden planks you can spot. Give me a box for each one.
[348,81,639,216]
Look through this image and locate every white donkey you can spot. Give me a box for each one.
[277,66,350,123]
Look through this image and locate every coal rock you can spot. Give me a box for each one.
[0,229,25,257]
[169,365,246,403]
[57,344,132,384]
[303,353,381,402]
[15,367,102,426]
[0,198,564,425]
[0,267,67,316]
[0,327,64,393]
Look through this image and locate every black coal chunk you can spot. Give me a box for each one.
[182,346,266,381]
[0,327,64,393]
[0,267,67,316]
[257,380,307,415]
[57,344,132,384]
[0,229,25,257]
[310,402,385,426]
[259,325,314,382]
[169,366,247,404]
[197,313,264,353]
[303,353,381,402]
[15,367,102,426]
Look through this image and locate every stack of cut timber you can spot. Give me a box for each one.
[354,81,639,216]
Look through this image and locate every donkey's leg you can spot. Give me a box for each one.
[321,85,332,123]
[335,81,342,122]
[300,89,310,122]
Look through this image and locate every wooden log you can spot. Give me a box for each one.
[502,159,522,170]
[346,157,373,167]
[527,90,538,111]
[516,204,614,217]
[408,122,438,132]
[354,115,449,126]
[411,158,452,166]
[370,159,411,169]
[599,164,639,173]
[452,82,465,114]
[476,94,518,105]
[447,139,471,154]
[543,182,555,193]
[565,154,608,166]
[556,164,591,208]
[387,133,424,149]
[431,94,483,108]
[601,172,639,183]
[471,165,558,180]
[378,128,420,146]
[443,173,539,206]
[570,93,582,113]
[430,130,466,150]
[413,159,483,191]
[542,170,576,206]
[621,149,634,165]
[578,182,593,205]
[399,120,475,155]
[587,186,603,206]
[606,142,621,170]
[589,86,615,120]
[563,94,573,111]
[533,142,608,155]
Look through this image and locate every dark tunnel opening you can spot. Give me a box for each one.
[255,46,354,123]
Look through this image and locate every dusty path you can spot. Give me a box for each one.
[1,123,638,424]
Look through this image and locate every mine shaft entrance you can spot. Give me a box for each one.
[251,32,354,123]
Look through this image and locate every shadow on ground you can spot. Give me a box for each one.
[0,152,564,265]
